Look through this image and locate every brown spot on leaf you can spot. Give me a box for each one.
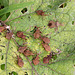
[48,21,56,28]
[41,36,50,44]
[0,6,4,10]
[6,32,13,40]
[17,31,26,40]
[17,56,24,67]
[18,46,27,53]
[33,55,40,65]
[23,50,34,56]
[33,28,41,39]
[36,10,45,16]
[48,21,64,31]
[42,43,51,51]
[0,27,5,32]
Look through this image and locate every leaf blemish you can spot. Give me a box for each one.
[21,8,27,14]
[36,10,46,16]
[59,3,67,8]
[0,5,4,10]
[1,55,4,60]
[0,45,5,47]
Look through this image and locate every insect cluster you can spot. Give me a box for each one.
[0,10,63,67]
[15,27,51,66]
[33,26,51,52]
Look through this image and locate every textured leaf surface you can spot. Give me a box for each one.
[0,0,75,75]
[0,2,34,16]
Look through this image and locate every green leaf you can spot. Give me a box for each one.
[0,2,34,16]
[0,0,9,7]
[0,0,75,75]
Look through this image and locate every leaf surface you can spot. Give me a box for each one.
[0,0,75,75]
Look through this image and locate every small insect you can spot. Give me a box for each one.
[17,31,26,40]
[36,10,46,16]
[43,51,57,64]
[0,27,5,32]
[13,52,24,67]
[41,36,50,44]
[6,32,13,40]
[18,46,27,53]
[43,57,49,64]
[42,43,51,51]
[23,50,34,56]
[17,55,24,67]
[33,27,41,39]
[32,55,40,65]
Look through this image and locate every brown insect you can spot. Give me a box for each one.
[43,57,49,64]
[17,55,24,67]
[23,50,34,56]
[17,31,26,40]
[43,52,52,64]
[36,10,45,16]
[42,43,51,51]
[33,27,41,39]
[0,27,5,32]
[6,32,13,40]
[18,46,27,53]
[32,55,40,65]
[14,52,24,67]
[41,36,50,44]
